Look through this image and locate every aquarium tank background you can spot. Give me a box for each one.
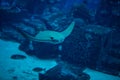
[0,0,120,80]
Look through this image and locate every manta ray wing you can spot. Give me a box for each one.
[60,21,75,38]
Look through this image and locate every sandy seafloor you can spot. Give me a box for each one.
[0,39,120,80]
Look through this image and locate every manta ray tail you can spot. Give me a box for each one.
[13,26,50,42]
[12,26,35,41]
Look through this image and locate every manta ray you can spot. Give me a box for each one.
[16,21,75,44]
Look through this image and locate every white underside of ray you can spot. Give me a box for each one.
[35,31,62,40]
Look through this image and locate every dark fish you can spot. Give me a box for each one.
[10,54,26,60]
[32,67,46,72]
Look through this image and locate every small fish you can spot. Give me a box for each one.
[58,45,62,51]
[11,54,26,60]
[32,67,46,72]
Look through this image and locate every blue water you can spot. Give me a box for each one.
[0,0,120,80]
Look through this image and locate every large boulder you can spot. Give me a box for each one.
[39,62,90,80]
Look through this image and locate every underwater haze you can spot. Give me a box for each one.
[0,0,120,80]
